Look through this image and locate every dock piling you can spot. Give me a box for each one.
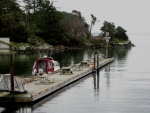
[97,51,99,68]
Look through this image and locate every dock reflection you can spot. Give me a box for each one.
[93,69,100,99]
[93,64,111,99]
[93,70,100,92]
[105,65,110,87]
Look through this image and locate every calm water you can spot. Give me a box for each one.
[0,49,95,76]
[1,35,150,113]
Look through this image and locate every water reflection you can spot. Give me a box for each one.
[93,70,100,100]
[0,49,101,76]
[93,70,99,92]
[0,104,25,113]
[114,46,131,60]
[105,65,110,87]
[0,46,132,76]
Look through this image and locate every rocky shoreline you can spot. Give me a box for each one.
[0,40,135,54]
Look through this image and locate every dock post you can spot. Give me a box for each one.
[97,70,99,90]
[94,51,96,69]
[97,51,99,68]
[10,44,15,100]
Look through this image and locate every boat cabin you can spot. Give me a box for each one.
[32,57,60,75]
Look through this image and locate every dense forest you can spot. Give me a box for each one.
[0,0,129,47]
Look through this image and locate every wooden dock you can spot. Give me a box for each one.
[0,57,114,103]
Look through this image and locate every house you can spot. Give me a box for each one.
[0,38,10,49]
[0,38,10,52]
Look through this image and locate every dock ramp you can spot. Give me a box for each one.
[0,74,26,93]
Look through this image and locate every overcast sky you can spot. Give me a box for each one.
[55,0,150,35]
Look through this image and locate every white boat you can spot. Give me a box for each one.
[32,55,60,75]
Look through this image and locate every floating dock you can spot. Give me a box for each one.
[0,57,114,103]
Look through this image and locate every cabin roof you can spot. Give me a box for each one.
[38,57,53,60]
[37,58,52,61]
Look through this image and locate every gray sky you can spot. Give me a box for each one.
[55,0,150,34]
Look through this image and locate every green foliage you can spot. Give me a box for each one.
[12,42,32,48]
[100,21,129,41]
[0,0,24,40]
[89,37,106,47]
[100,21,116,38]
[0,0,129,47]
[115,26,128,41]
[59,11,89,45]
